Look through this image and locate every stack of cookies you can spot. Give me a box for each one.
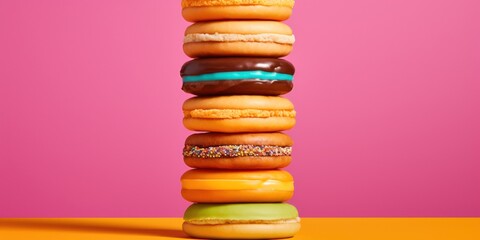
[180,0,299,239]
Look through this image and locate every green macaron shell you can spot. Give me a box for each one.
[184,203,298,221]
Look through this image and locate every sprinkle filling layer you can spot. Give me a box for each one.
[184,144,292,158]
[183,109,296,119]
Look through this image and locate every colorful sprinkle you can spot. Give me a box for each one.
[183,145,292,158]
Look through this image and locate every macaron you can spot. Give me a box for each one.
[182,0,295,22]
[183,203,300,239]
[183,95,296,133]
[181,169,294,203]
[181,58,294,96]
[184,21,295,58]
[184,132,293,169]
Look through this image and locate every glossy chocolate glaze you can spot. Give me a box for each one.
[181,58,295,76]
[182,79,293,96]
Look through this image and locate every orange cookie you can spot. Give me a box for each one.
[182,0,295,22]
[184,132,293,169]
[183,21,294,58]
[181,169,294,203]
[183,95,296,133]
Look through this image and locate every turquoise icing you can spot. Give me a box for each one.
[183,71,294,83]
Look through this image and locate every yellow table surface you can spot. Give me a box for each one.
[0,218,478,240]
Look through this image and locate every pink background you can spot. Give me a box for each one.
[1,0,479,217]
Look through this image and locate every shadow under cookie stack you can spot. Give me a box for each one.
[180,0,300,239]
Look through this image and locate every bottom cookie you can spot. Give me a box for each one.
[183,203,301,239]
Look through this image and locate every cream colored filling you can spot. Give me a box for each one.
[184,33,295,45]
[184,109,296,119]
[186,217,301,225]
[182,179,294,191]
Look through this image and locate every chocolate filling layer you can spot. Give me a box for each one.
[182,79,293,96]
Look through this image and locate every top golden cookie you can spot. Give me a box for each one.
[182,0,295,22]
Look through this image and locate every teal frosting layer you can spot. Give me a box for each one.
[184,203,299,221]
[182,71,294,82]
